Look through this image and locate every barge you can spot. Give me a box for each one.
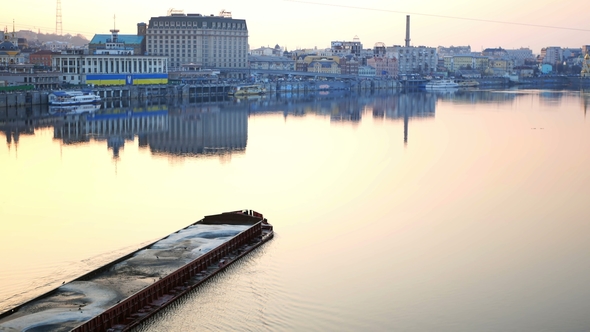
[0,210,273,332]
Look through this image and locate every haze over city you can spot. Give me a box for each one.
[2,0,588,53]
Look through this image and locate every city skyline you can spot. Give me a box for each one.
[2,0,588,53]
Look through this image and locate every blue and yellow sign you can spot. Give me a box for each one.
[86,73,168,86]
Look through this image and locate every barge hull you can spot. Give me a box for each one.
[0,210,273,332]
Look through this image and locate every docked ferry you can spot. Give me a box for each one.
[48,90,101,106]
[228,84,266,96]
[422,79,459,90]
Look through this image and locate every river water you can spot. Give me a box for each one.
[1,89,589,331]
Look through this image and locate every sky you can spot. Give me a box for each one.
[2,0,588,54]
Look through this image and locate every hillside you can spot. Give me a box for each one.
[16,30,89,47]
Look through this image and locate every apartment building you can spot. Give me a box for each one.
[387,46,437,75]
[540,47,563,65]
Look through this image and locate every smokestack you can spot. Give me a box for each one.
[405,15,410,47]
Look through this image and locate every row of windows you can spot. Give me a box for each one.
[148,41,246,47]
[147,30,247,37]
[148,36,245,41]
[152,21,245,29]
[58,59,164,66]
[61,68,164,73]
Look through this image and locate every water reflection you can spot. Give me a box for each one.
[53,104,169,158]
[1,89,580,160]
[143,104,248,159]
[1,89,590,331]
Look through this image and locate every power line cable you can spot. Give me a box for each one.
[284,0,590,32]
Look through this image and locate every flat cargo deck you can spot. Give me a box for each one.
[0,210,273,332]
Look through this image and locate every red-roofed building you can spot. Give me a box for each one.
[30,50,60,67]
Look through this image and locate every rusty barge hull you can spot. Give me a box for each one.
[0,210,273,332]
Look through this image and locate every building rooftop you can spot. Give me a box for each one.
[90,34,144,45]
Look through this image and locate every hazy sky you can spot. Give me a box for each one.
[2,0,588,54]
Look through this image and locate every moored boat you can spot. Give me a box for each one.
[228,84,266,96]
[422,79,459,90]
[49,89,101,106]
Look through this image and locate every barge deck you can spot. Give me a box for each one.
[0,210,273,332]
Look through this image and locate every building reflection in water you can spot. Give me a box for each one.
[52,101,248,160]
[367,92,436,144]
[53,104,169,159]
[3,89,574,161]
[141,104,247,159]
[1,105,58,150]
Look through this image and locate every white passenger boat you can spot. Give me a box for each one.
[48,90,101,105]
[422,79,459,90]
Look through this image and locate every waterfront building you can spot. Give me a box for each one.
[146,9,248,78]
[295,55,307,72]
[52,28,168,86]
[540,47,563,65]
[514,66,534,78]
[373,42,386,57]
[250,45,282,57]
[474,56,490,72]
[0,64,60,90]
[387,45,437,75]
[482,47,508,59]
[453,55,475,71]
[43,41,71,52]
[490,59,514,75]
[89,23,146,56]
[168,63,219,84]
[442,55,488,74]
[436,45,471,57]
[0,30,24,66]
[331,38,363,57]
[339,55,359,76]
[308,59,340,74]
[248,55,294,71]
[442,56,452,72]
[29,50,61,68]
[366,57,398,77]
[539,63,553,74]
[358,65,376,77]
[505,47,534,66]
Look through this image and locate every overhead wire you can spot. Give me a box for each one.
[284,0,590,32]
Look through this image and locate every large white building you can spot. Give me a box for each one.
[52,29,168,86]
[387,46,437,75]
[146,9,248,77]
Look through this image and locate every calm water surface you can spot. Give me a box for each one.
[1,89,589,331]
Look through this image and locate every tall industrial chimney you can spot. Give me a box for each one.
[405,15,410,47]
